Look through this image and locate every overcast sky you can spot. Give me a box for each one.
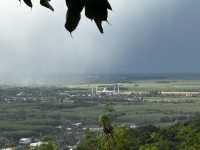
[0,0,200,84]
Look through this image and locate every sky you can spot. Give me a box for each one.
[0,0,200,84]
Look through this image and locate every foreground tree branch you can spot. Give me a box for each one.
[19,0,112,34]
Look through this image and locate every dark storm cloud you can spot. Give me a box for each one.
[112,0,200,73]
[0,0,200,84]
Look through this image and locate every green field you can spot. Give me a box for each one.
[69,80,200,91]
[0,80,200,146]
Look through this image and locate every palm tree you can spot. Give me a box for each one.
[18,0,112,34]
[98,114,113,136]
[98,114,114,150]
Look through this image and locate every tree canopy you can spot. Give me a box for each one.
[20,0,112,34]
[77,116,200,150]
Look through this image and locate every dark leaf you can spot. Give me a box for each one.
[23,0,32,8]
[65,0,85,13]
[94,19,104,33]
[65,10,81,33]
[85,0,95,20]
[85,0,112,33]
[106,0,112,10]
[40,0,54,11]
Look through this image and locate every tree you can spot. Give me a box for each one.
[99,115,113,150]
[77,129,99,150]
[98,114,113,136]
[19,0,112,34]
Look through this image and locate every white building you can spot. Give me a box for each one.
[94,84,120,96]
[96,88,114,96]
[19,138,32,145]
[1,148,15,150]
[30,142,47,148]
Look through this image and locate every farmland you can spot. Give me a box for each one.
[0,80,200,148]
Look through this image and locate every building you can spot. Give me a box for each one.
[1,148,15,150]
[92,84,120,96]
[19,138,32,145]
[30,142,47,148]
[96,88,114,96]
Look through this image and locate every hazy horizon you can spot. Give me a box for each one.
[1,72,200,86]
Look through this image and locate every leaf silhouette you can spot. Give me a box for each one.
[94,19,104,33]
[65,0,85,13]
[17,0,113,34]
[40,0,54,11]
[23,0,32,8]
[65,10,81,33]
[85,0,112,33]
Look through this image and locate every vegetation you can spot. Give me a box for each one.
[18,0,112,34]
[18,115,200,150]
[77,116,200,150]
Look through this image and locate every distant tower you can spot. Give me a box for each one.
[113,85,116,93]
[117,84,120,94]
[96,86,98,95]
[92,87,94,96]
